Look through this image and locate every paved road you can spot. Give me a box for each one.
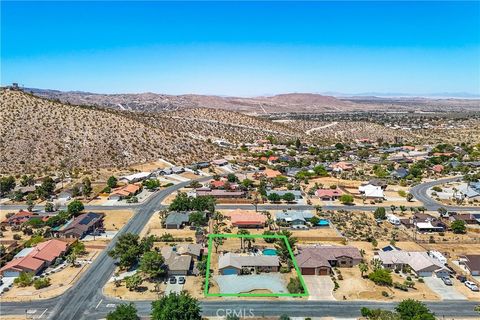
[2,299,479,319]
[2,175,480,319]
[409,176,464,210]
[19,177,209,320]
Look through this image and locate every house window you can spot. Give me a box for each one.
[340,261,346,265]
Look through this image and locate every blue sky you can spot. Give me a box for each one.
[1,1,479,96]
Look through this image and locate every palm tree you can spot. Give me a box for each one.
[245,237,255,251]
[237,229,250,250]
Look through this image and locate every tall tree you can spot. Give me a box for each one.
[107,176,118,188]
[109,233,141,269]
[82,177,93,198]
[395,299,435,320]
[67,200,84,216]
[139,251,165,279]
[125,274,143,291]
[151,292,202,320]
[107,303,139,320]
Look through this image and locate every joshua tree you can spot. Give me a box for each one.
[359,262,369,277]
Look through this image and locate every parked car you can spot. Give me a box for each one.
[456,275,467,283]
[169,276,177,284]
[464,281,479,292]
[441,277,452,286]
[178,276,186,284]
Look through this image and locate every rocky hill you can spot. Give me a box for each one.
[0,89,220,174]
[0,89,305,174]
[26,88,370,114]
[25,88,480,114]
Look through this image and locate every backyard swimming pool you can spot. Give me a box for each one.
[317,219,330,226]
[262,248,277,256]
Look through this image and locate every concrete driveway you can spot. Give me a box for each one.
[303,275,335,301]
[424,277,466,300]
[165,276,185,295]
[213,274,288,294]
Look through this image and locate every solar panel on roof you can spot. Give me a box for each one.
[79,213,98,225]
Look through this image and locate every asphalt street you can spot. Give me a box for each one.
[1,176,479,319]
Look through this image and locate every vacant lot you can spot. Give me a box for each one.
[102,210,134,231]
[333,266,439,301]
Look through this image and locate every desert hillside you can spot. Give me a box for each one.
[0,89,224,173]
[26,88,480,114]
[0,89,309,174]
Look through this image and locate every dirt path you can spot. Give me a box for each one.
[306,122,338,134]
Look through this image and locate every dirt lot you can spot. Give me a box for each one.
[333,266,440,301]
[1,249,101,301]
[101,209,134,231]
[326,210,411,242]
[139,210,196,239]
[103,277,166,300]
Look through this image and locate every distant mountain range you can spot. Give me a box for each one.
[17,87,480,114]
[322,91,480,99]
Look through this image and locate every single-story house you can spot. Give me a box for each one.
[164,211,193,229]
[0,239,69,277]
[230,213,267,229]
[368,179,388,190]
[218,252,280,275]
[212,159,229,166]
[376,250,446,277]
[119,172,151,184]
[358,183,385,200]
[330,162,354,172]
[2,210,35,226]
[266,190,302,200]
[460,255,480,276]
[296,245,362,275]
[455,184,480,200]
[195,188,246,199]
[53,212,105,239]
[315,189,343,201]
[450,214,479,225]
[161,246,193,276]
[12,185,36,196]
[108,183,142,200]
[175,243,203,260]
[255,169,282,179]
[191,162,210,170]
[275,211,314,226]
[1,210,53,226]
[391,168,409,179]
[400,213,446,232]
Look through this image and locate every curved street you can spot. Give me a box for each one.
[1,175,479,319]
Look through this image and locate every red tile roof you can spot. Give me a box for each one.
[0,239,69,275]
[30,239,69,263]
[231,213,267,226]
[315,189,343,198]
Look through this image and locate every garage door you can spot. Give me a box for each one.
[302,268,316,275]
[318,268,330,275]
